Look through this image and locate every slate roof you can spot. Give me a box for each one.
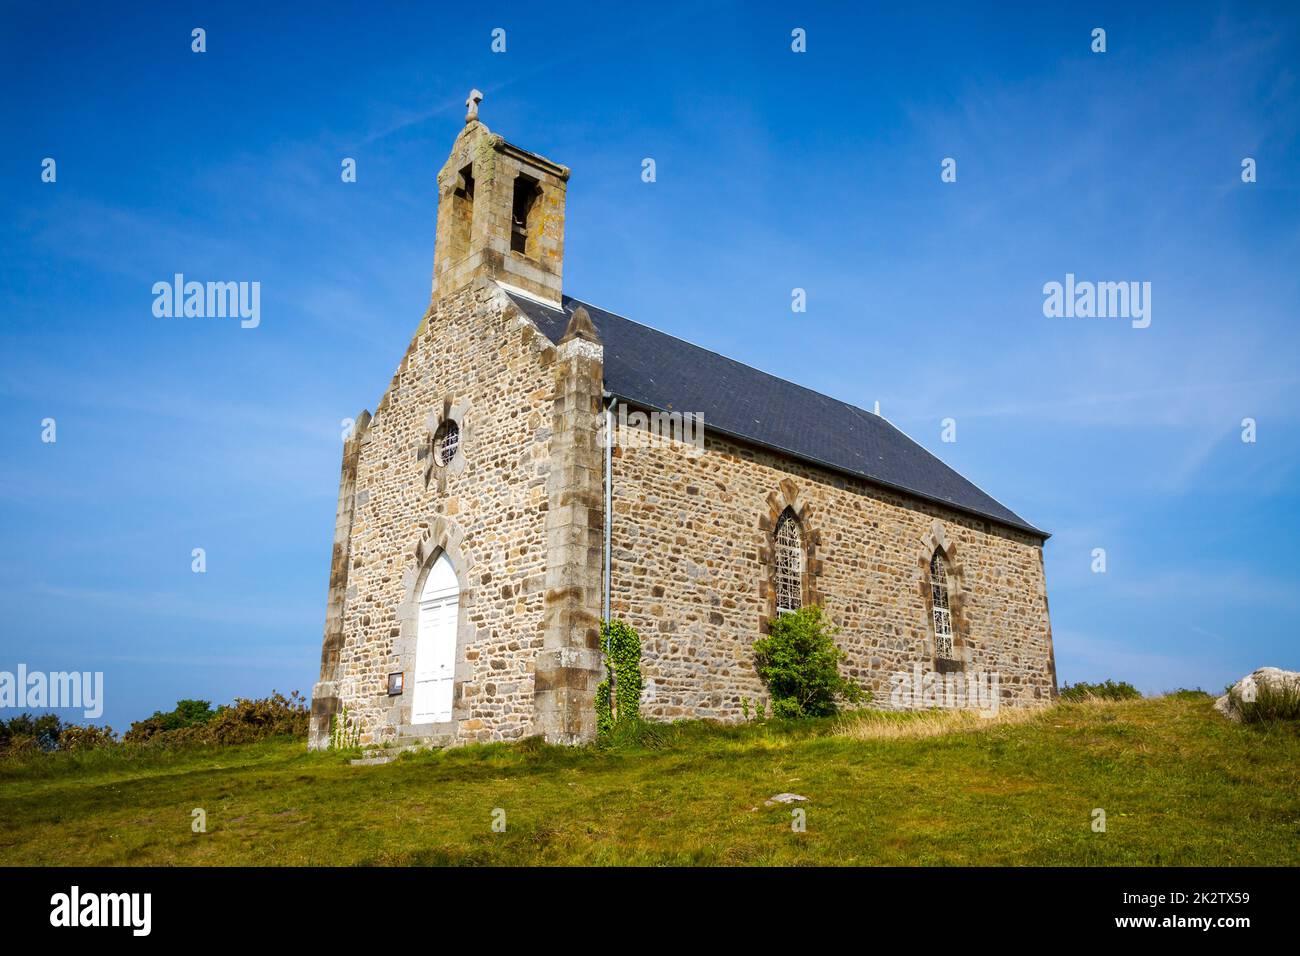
[505,290,1047,538]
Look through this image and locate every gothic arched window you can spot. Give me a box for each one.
[930,549,953,657]
[774,509,804,614]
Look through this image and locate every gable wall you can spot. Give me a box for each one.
[334,280,558,745]
[609,428,1055,719]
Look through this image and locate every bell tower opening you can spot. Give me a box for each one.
[431,90,570,305]
[449,162,475,263]
[510,173,541,257]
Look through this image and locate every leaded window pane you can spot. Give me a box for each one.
[775,510,803,614]
[931,550,953,657]
[434,420,460,466]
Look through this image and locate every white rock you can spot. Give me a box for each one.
[764,793,808,806]
[1214,667,1300,721]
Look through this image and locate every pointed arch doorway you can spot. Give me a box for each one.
[412,552,459,724]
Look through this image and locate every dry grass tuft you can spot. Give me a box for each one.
[834,704,1048,740]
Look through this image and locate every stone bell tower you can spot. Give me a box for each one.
[432,89,570,306]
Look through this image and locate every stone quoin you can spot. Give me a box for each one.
[308,93,1057,750]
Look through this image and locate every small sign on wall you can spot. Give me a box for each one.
[387,672,404,696]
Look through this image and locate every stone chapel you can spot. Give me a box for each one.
[308,93,1057,750]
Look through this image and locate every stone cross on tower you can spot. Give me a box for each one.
[465,88,483,124]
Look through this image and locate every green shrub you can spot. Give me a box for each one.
[58,723,119,752]
[600,714,670,750]
[753,605,865,718]
[160,691,308,746]
[0,733,43,758]
[1165,688,1211,701]
[0,713,66,754]
[596,619,643,739]
[123,692,308,748]
[1059,679,1142,703]
[1,692,308,759]
[124,698,215,743]
[2,714,119,757]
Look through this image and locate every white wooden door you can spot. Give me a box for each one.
[412,553,458,724]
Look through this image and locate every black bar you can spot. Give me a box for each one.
[1,867,1284,941]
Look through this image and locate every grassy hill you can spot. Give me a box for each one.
[1,693,1296,866]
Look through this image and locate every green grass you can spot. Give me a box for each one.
[1,694,1296,865]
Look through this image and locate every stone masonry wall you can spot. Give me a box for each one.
[608,426,1056,720]
[532,308,606,744]
[308,408,370,750]
[333,278,561,745]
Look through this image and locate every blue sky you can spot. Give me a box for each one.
[2,1,1297,730]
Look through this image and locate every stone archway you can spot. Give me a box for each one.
[382,518,476,738]
[915,519,970,671]
[757,479,824,631]
[411,552,459,724]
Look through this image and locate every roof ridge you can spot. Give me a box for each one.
[510,291,1046,537]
